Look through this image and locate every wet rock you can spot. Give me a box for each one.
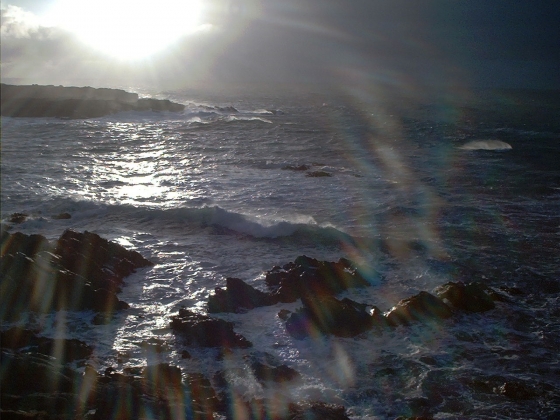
[266,255,370,302]
[385,291,453,327]
[278,309,291,320]
[0,409,51,419]
[9,213,28,224]
[208,277,274,313]
[282,164,310,171]
[1,230,152,320]
[1,232,51,258]
[246,353,301,384]
[170,307,252,348]
[405,397,432,418]
[143,363,182,389]
[497,381,540,400]
[289,401,351,420]
[51,213,71,220]
[306,171,332,177]
[285,295,376,339]
[252,361,300,384]
[434,281,495,312]
[0,351,80,396]
[1,328,93,363]
[184,372,221,416]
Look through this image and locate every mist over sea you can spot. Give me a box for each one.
[2,86,559,419]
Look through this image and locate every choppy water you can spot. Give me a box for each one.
[2,88,559,419]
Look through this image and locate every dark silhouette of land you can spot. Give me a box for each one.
[1,83,184,118]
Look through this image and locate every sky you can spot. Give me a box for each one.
[1,0,559,91]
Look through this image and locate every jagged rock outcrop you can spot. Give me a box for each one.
[434,281,496,312]
[170,307,252,349]
[265,255,371,302]
[1,328,93,362]
[208,277,274,313]
[385,291,453,327]
[285,295,382,339]
[206,255,372,313]
[0,229,153,320]
[1,84,185,119]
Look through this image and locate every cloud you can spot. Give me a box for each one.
[1,4,43,38]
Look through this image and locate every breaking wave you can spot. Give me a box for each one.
[459,139,512,150]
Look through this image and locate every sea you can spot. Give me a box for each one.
[1,86,559,419]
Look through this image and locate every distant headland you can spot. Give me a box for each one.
[0,84,185,119]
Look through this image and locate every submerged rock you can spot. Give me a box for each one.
[306,170,332,177]
[8,212,28,224]
[52,212,72,220]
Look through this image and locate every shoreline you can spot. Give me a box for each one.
[1,83,185,119]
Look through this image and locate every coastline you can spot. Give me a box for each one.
[1,84,185,119]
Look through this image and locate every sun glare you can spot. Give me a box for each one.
[47,0,203,60]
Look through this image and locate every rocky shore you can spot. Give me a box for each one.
[0,227,555,419]
[1,84,185,119]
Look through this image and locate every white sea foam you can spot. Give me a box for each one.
[458,139,512,150]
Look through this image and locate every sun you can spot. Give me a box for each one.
[46,0,203,60]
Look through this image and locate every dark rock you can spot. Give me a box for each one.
[1,328,93,363]
[306,171,332,177]
[406,397,432,418]
[143,363,183,389]
[181,350,191,359]
[0,351,79,395]
[282,164,310,171]
[285,295,376,339]
[266,255,370,303]
[170,307,252,348]
[136,98,185,112]
[434,281,495,312]
[245,353,301,384]
[0,409,50,419]
[289,401,351,420]
[1,230,152,320]
[1,84,185,119]
[278,309,292,321]
[251,361,300,384]
[385,291,453,327]
[184,372,220,415]
[1,231,51,258]
[9,213,28,224]
[208,277,274,313]
[498,381,540,400]
[51,213,71,220]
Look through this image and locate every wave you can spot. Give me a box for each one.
[458,139,512,150]
[6,199,355,243]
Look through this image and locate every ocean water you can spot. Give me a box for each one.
[1,87,559,419]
